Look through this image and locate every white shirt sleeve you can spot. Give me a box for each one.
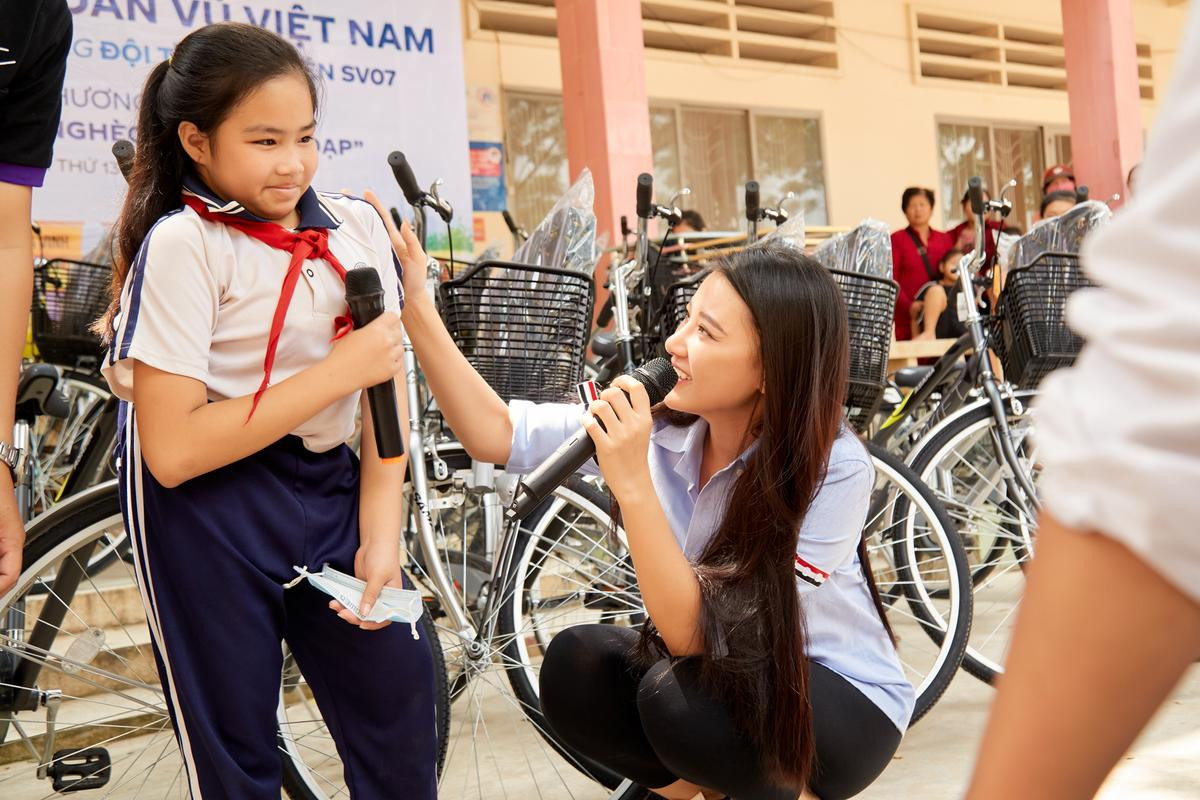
[1032,2,1200,604]
[794,443,873,594]
[102,211,218,400]
[360,199,404,315]
[506,399,599,477]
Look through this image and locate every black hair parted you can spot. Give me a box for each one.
[901,186,936,213]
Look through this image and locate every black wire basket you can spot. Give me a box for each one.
[831,268,898,431]
[664,269,707,336]
[664,265,897,431]
[994,251,1094,388]
[31,259,110,367]
[438,259,594,404]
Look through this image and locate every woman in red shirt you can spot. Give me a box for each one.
[891,187,954,340]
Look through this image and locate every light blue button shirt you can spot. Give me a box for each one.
[507,400,915,733]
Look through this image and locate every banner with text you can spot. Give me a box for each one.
[38,0,473,253]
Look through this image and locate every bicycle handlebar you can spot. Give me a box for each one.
[112,140,135,181]
[636,173,653,219]
[388,151,423,207]
[745,181,760,222]
[968,176,985,215]
[501,210,520,235]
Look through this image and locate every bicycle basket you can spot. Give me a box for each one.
[438,260,594,404]
[996,251,1093,388]
[830,268,898,431]
[31,259,110,366]
[664,268,709,337]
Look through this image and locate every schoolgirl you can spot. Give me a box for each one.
[99,23,435,799]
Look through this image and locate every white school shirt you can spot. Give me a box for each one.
[102,174,404,453]
[1033,2,1200,604]
[507,401,916,732]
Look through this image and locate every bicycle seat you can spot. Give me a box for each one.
[893,365,933,389]
[15,363,69,423]
[591,331,618,358]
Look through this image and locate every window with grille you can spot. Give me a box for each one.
[912,8,1155,100]
[502,93,570,230]
[503,92,829,232]
[468,0,840,70]
[937,122,1045,232]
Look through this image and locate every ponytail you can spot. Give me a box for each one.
[96,60,182,341]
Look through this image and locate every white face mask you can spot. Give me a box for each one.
[285,564,423,639]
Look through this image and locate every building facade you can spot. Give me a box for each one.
[460,0,1186,250]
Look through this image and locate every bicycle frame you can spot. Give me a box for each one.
[874,178,1039,520]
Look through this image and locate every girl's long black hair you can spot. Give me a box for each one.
[637,245,895,789]
[96,22,318,340]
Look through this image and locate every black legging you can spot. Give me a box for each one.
[539,625,901,800]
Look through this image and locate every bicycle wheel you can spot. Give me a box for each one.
[497,476,646,798]
[907,393,1039,684]
[502,452,970,740]
[862,443,972,724]
[410,473,644,800]
[0,482,190,797]
[0,482,450,799]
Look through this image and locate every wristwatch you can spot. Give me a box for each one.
[0,441,23,483]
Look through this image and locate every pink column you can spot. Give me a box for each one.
[556,0,653,317]
[1061,0,1144,204]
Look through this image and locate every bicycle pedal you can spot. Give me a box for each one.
[48,747,111,792]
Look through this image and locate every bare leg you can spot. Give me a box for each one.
[966,513,1200,800]
[916,286,947,340]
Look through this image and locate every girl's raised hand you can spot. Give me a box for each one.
[363,189,432,305]
[581,375,654,503]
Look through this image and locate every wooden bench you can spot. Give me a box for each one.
[887,338,957,374]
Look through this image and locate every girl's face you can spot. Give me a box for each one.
[940,255,961,282]
[663,273,763,420]
[180,72,317,227]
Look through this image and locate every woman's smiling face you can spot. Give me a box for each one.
[663,272,763,418]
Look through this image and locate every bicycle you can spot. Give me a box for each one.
[878,179,1109,684]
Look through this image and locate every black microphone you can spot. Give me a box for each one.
[508,358,678,519]
[502,209,520,235]
[345,267,405,462]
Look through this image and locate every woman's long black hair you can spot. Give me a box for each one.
[96,22,318,340]
[637,244,895,789]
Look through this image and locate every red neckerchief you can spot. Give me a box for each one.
[181,194,353,420]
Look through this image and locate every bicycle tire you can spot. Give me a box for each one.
[907,395,1038,684]
[865,443,972,723]
[498,475,647,799]
[4,482,451,800]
